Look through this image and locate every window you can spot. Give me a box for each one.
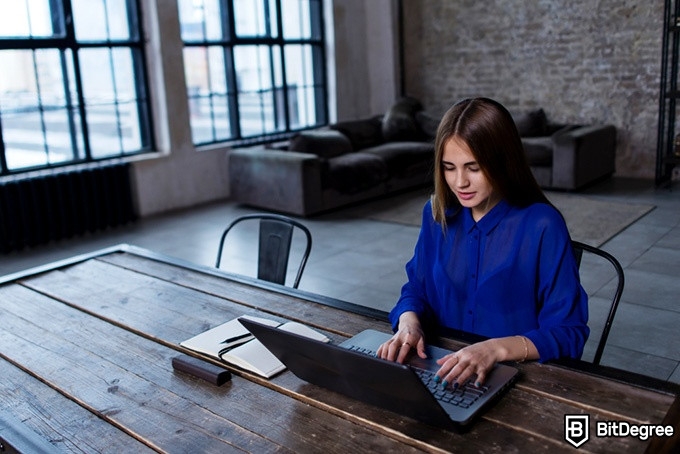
[178,0,327,147]
[0,0,153,175]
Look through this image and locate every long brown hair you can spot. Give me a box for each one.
[432,97,550,224]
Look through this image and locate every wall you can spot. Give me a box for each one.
[401,1,664,179]
[330,0,401,121]
[130,0,230,217]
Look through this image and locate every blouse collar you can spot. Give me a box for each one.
[462,199,512,235]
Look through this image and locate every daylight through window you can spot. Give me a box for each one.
[178,0,327,147]
[0,0,152,175]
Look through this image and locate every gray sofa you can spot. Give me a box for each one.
[229,98,435,216]
[229,103,617,217]
[513,108,617,190]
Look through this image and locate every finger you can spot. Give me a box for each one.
[435,354,459,382]
[387,339,403,362]
[416,337,428,359]
[436,352,456,366]
[396,340,412,364]
[473,370,487,388]
[453,366,476,388]
[444,356,476,387]
[376,342,387,359]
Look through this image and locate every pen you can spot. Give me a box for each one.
[220,332,252,344]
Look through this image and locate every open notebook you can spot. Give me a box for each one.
[239,317,519,429]
[180,315,329,378]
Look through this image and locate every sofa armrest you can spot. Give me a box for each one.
[228,147,323,216]
[551,124,617,189]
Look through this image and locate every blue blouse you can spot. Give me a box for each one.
[389,199,589,362]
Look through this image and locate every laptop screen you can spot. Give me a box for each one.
[238,318,518,429]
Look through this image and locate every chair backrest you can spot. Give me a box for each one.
[571,240,625,365]
[216,214,312,288]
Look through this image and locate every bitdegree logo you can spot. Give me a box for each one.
[596,420,674,441]
[564,414,675,448]
[565,415,590,448]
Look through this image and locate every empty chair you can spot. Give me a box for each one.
[216,214,312,288]
[571,240,625,365]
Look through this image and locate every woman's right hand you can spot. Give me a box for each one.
[376,311,428,363]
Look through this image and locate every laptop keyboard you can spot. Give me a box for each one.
[347,345,489,408]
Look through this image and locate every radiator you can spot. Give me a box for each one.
[0,162,137,253]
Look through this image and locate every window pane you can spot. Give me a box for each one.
[234,0,277,38]
[0,0,150,174]
[111,48,136,103]
[184,47,210,94]
[234,45,273,92]
[284,45,312,88]
[285,45,317,127]
[178,0,326,146]
[234,45,278,136]
[184,46,233,144]
[79,48,144,157]
[281,0,311,39]
[189,98,214,144]
[0,49,82,170]
[79,48,117,104]
[272,46,283,87]
[72,0,132,41]
[239,92,274,137]
[0,0,57,38]
[87,105,122,158]
[0,50,39,111]
[44,108,78,164]
[3,110,47,170]
[179,0,223,41]
[119,101,143,152]
[36,50,79,163]
[212,94,231,141]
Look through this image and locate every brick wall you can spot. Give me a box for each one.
[401,0,664,178]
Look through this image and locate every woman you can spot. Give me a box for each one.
[376,97,588,389]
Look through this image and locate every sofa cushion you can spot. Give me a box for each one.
[512,108,548,137]
[521,137,553,167]
[289,130,352,158]
[363,142,434,176]
[325,152,389,194]
[330,116,384,150]
[415,111,440,142]
[382,97,424,142]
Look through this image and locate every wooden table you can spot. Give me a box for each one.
[1,245,678,453]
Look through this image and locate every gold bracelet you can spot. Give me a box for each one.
[516,335,528,363]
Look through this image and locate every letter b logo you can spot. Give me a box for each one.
[565,414,590,448]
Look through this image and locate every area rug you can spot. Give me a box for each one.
[344,188,654,247]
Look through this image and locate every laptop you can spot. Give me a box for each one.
[238,318,519,429]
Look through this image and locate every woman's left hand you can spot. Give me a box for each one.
[434,339,500,388]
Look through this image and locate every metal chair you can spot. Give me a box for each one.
[216,214,312,288]
[571,240,625,365]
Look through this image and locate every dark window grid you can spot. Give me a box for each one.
[0,0,153,175]
[311,43,327,125]
[265,45,284,134]
[192,0,221,143]
[309,0,323,40]
[183,41,324,138]
[181,0,327,148]
[0,116,6,173]
[193,47,229,144]
[182,36,323,46]
[0,44,150,169]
